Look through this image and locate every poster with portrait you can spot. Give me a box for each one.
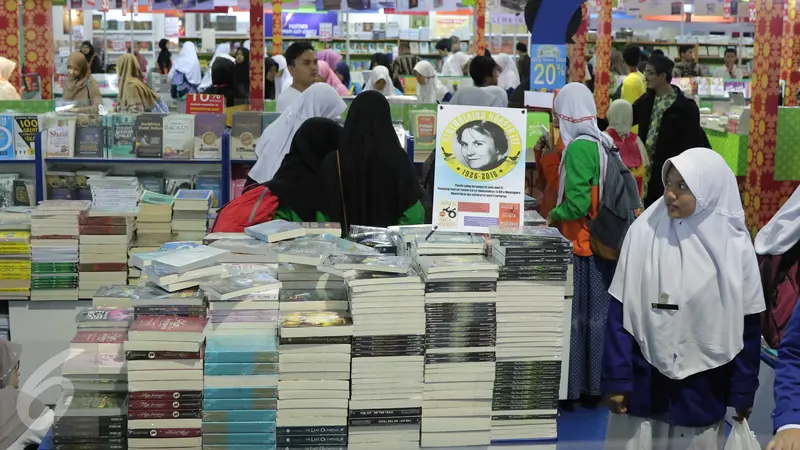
[433,105,527,233]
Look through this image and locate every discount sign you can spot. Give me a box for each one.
[529,44,567,92]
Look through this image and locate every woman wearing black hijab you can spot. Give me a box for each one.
[203,58,237,107]
[233,47,250,102]
[264,56,279,100]
[157,39,172,75]
[320,91,424,231]
[80,41,103,74]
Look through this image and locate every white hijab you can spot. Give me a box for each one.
[168,41,202,86]
[611,147,765,380]
[450,86,508,107]
[414,60,447,103]
[553,82,611,206]
[272,55,293,98]
[755,186,800,255]
[248,83,347,184]
[494,53,520,91]
[199,44,235,90]
[364,65,395,96]
[441,52,471,76]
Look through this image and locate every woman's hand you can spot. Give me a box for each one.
[605,393,628,414]
[768,429,800,450]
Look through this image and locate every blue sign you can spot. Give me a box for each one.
[264,12,338,38]
[529,44,567,92]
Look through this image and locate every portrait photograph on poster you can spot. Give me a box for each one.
[433,105,527,233]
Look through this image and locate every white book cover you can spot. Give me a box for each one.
[150,245,229,275]
[162,115,195,159]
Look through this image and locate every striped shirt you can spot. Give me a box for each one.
[392,53,422,77]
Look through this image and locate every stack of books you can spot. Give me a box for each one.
[324,255,425,449]
[125,315,208,450]
[136,191,173,247]
[205,232,278,264]
[30,200,91,301]
[87,176,140,213]
[172,189,213,241]
[0,230,31,299]
[417,255,500,448]
[143,246,228,292]
[203,335,279,448]
[277,311,354,446]
[92,284,205,309]
[489,227,572,441]
[53,392,128,450]
[63,327,128,394]
[78,213,134,299]
[203,269,282,336]
[126,245,158,285]
[0,313,8,339]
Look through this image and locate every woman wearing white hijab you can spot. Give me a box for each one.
[604,147,764,449]
[493,53,520,91]
[248,83,346,184]
[364,66,397,96]
[413,60,448,103]
[545,82,614,406]
[168,41,202,96]
[200,43,235,90]
[272,55,293,99]
[441,52,471,76]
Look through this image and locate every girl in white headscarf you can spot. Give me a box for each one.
[441,52,471,76]
[604,147,764,449]
[271,55,293,99]
[364,66,399,96]
[493,53,520,91]
[200,43,235,90]
[0,58,20,100]
[168,41,202,97]
[546,82,615,406]
[248,83,347,184]
[413,60,448,103]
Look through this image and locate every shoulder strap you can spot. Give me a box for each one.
[336,151,349,234]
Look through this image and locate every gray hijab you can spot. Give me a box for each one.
[0,341,47,449]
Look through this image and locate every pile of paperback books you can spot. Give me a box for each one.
[78,212,134,299]
[202,267,282,336]
[53,391,128,450]
[489,227,572,441]
[0,230,31,300]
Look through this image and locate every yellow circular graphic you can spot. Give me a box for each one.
[440,110,523,182]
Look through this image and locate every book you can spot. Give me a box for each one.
[173,189,213,211]
[128,316,209,342]
[245,220,305,243]
[134,113,165,158]
[279,311,354,338]
[418,255,498,274]
[162,114,194,160]
[74,118,103,158]
[45,117,76,158]
[106,114,136,158]
[202,271,281,300]
[92,285,204,307]
[13,114,39,159]
[193,113,225,159]
[149,246,228,275]
[279,289,348,312]
[231,111,263,160]
[0,115,13,159]
[319,254,411,277]
[299,222,342,237]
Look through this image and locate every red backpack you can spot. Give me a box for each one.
[759,241,800,348]
[606,129,642,169]
[211,185,279,233]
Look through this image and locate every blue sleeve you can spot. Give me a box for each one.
[442,92,453,103]
[774,300,800,431]
[602,299,634,393]
[727,314,762,409]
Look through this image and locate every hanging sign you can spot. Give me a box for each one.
[433,105,527,232]
[529,44,567,92]
[185,94,225,114]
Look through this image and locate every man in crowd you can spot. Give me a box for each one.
[434,38,451,72]
[621,45,646,105]
[450,36,462,53]
[633,53,710,207]
[392,42,422,89]
[276,42,318,112]
[449,55,507,107]
[516,42,530,80]
[673,45,703,77]
[713,47,744,79]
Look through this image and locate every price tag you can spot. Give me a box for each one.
[529,43,567,92]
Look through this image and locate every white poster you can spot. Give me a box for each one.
[433,105,527,233]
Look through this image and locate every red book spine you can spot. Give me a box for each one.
[129,399,202,410]
[79,225,128,235]
[80,216,129,226]
[79,263,129,272]
[127,428,202,438]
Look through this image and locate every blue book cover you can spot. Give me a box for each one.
[175,188,213,201]
[159,241,203,251]
[0,115,14,159]
[204,362,278,376]
[195,173,222,208]
[202,421,276,434]
[203,409,276,423]
[206,335,278,364]
[203,387,277,399]
[203,433,277,445]
[204,398,277,411]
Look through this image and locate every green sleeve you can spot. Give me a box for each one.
[274,207,304,223]
[549,140,599,222]
[315,212,330,222]
[399,201,425,225]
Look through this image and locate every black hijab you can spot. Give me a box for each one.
[264,56,278,100]
[321,91,421,231]
[205,58,237,107]
[82,41,103,74]
[233,48,250,101]
[266,118,342,221]
[157,38,172,74]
